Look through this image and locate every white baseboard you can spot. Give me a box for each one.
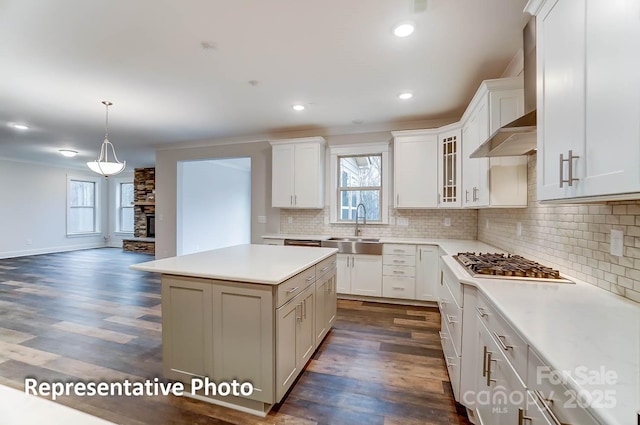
[0,242,107,259]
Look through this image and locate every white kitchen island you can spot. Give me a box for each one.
[131,244,338,416]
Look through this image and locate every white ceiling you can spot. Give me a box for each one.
[0,0,529,169]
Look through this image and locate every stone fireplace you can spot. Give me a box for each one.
[123,167,156,254]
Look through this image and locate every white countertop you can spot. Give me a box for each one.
[442,255,640,425]
[262,233,332,240]
[0,385,115,425]
[130,244,338,285]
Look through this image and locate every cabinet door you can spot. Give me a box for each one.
[350,255,383,297]
[212,282,273,403]
[272,144,295,207]
[296,285,315,367]
[336,254,351,294]
[161,276,213,382]
[474,102,490,207]
[415,245,439,301]
[326,272,337,329]
[314,276,328,344]
[462,115,480,208]
[438,128,462,208]
[523,392,555,425]
[394,134,439,208]
[537,0,586,200]
[583,0,640,196]
[276,296,301,401]
[293,143,323,208]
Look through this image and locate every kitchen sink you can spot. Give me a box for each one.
[321,237,382,255]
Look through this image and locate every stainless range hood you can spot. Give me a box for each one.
[470,16,537,158]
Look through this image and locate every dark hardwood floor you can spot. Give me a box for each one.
[0,248,471,425]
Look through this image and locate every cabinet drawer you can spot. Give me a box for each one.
[315,255,337,278]
[383,254,416,266]
[382,276,416,299]
[440,259,463,308]
[440,315,461,401]
[382,265,416,278]
[383,244,416,256]
[440,283,462,354]
[276,267,316,308]
[527,348,600,425]
[476,293,528,381]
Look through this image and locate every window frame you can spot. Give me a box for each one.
[336,154,383,222]
[329,143,390,224]
[117,181,135,234]
[66,175,102,237]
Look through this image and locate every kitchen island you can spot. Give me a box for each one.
[131,244,338,416]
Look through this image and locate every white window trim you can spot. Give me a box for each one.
[329,142,390,224]
[111,176,135,235]
[66,175,102,237]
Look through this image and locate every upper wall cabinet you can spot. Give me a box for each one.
[392,125,462,209]
[461,77,528,208]
[528,0,640,202]
[270,137,326,209]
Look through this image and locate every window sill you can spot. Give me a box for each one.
[66,232,102,238]
[114,232,134,237]
[330,221,388,225]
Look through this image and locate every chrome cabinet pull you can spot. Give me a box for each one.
[465,190,469,203]
[439,331,448,340]
[306,275,315,282]
[533,390,566,425]
[473,187,479,202]
[482,346,488,377]
[392,259,405,263]
[486,352,497,386]
[290,195,293,205]
[446,314,458,324]
[393,270,405,274]
[493,331,513,351]
[560,150,580,188]
[319,266,329,272]
[302,299,307,319]
[351,256,354,267]
[475,305,488,318]
[396,194,399,205]
[295,304,302,321]
[518,408,532,424]
[391,286,405,290]
[294,194,297,205]
[419,248,422,261]
[286,286,300,294]
[445,356,455,368]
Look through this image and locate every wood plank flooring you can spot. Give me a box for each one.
[0,248,471,425]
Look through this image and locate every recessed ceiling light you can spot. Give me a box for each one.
[11,123,29,130]
[59,149,78,158]
[399,92,413,100]
[393,23,415,37]
[292,104,305,111]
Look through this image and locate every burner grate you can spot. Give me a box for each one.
[454,252,563,280]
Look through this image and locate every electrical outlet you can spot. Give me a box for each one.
[516,222,522,236]
[444,217,451,227]
[611,229,624,257]
[257,215,267,224]
[287,216,293,224]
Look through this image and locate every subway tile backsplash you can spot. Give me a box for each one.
[479,154,640,304]
[279,207,478,239]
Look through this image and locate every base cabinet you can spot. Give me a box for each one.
[314,266,337,346]
[336,254,382,296]
[416,245,439,301]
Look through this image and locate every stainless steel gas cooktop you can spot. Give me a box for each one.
[454,252,573,283]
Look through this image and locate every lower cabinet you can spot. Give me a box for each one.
[314,266,337,346]
[416,245,439,301]
[336,253,382,296]
[276,283,315,401]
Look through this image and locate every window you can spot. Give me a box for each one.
[338,155,382,221]
[68,179,98,234]
[329,143,389,224]
[119,182,134,233]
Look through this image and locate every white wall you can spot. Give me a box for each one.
[106,172,135,248]
[0,159,107,258]
[177,158,251,255]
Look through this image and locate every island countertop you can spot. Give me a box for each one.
[130,244,338,285]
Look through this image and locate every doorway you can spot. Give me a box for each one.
[177,157,251,255]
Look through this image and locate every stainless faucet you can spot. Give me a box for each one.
[355,203,366,236]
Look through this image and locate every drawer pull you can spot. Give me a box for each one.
[493,331,514,351]
[391,286,405,290]
[331,260,337,266]
[319,266,329,272]
[306,275,315,282]
[392,259,405,263]
[393,249,405,253]
[533,390,566,425]
[286,286,300,294]
[445,356,456,368]
[518,408,532,425]
[446,314,458,324]
[475,305,488,318]
[482,346,488,377]
[486,352,497,387]
[393,270,405,274]
[438,331,448,340]
[295,304,302,321]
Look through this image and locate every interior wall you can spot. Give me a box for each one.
[106,172,135,248]
[177,159,251,255]
[0,159,106,258]
[478,154,640,304]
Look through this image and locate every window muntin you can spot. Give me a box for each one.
[337,155,382,222]
[68,180,96,234]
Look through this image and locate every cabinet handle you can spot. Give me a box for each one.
[533,390,566,425]
[559,150,580,188]
[518,408,532,425]
[393,249,404,253]
[295,304,302,321]
[446,314,458,324]
[319,266,329,272]
[302,299,307,319]
[396,194,400,205]
[419,249,421,261]
[294,194,297,205]
[438,331,448,340]
[351,256,354,267]
[392,259,405,263]
[391,286,405,290]
[440,271,444,285]
[486,352,496,386]
[438,193,441,204]
[445,356,455,368]
[465,190,469,203]
[290,195,293,205]
[493,331,513,351]
[475,305,488,318]
[482,346,488,377]
[331,260,336,266]
[286,286,300,294]
[306,275,315,282]
[393,270,405,274]
[473,187,479,202]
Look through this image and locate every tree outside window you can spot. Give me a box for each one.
[338,155,382,221]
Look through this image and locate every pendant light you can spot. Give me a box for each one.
[87,101,126,177]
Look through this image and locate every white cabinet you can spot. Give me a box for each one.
[461,78,528,208]
[270,137,325,208]
[532,0,640,201]
[438,126,463,208]
[392,131,439,208]
[276,283,315,401]
[336,253,382,296]
[415,245,438,301]
[382,244,416,299]
[314,264,337,345]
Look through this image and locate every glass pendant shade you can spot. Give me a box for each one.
[87,101,126,177]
